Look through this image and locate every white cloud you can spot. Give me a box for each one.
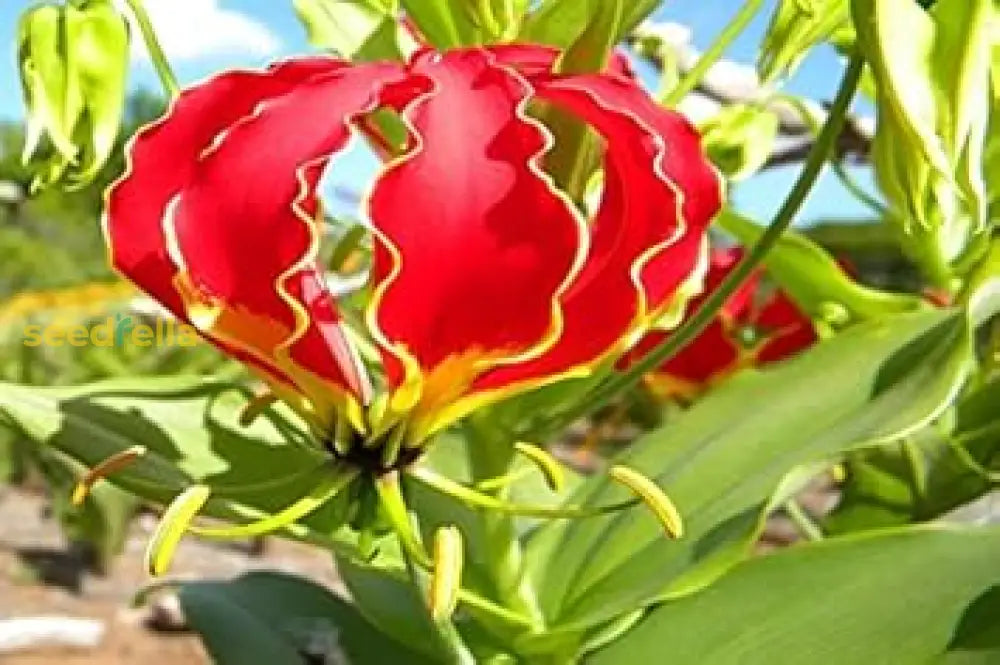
[121,0,281,62]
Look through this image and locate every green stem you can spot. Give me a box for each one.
[400,551,477,665]
[784,499,823,542]
[662,0,767,107]
[124,0,180,98]
[537,55,865,436]
[373,472,539,636]
[463,419,546,630]
[772,94,888,218]
[409,466,637,518]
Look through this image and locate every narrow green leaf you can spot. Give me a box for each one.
[526,309,970,631]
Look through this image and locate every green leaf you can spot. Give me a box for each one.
[589,526,1000,664]
[398,0,481,48]
[825,376,1000,534]
[336,555,459,661]
[174,571,436,664]
[292,0,415,61]
[521,0,656,48]
[525,309,970,632]
[555,0,622,74]
[758,0,850,83]
[718,209,927,322]
[0,377,359,550]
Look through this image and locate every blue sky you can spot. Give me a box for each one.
[0,0,879,223]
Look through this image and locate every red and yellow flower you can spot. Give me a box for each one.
[104,45,722,465]
[624,247,818,400]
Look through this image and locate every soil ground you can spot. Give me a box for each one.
[0,486,344,664]
[0,468,840,664]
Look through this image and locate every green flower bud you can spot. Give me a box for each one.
[17,0,129,189]
[759,0,851,83]
[852,0,992,285]
[699,104,779,182]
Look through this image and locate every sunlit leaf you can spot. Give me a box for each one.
[0,377,360,551]
[293,0,415,61]
[525,309,970,633]
[590,525,1000,664]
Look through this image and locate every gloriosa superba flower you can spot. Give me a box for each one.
[92,45,723,587]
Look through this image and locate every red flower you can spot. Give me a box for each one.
[104,46,721,450]
[624,247,817,399]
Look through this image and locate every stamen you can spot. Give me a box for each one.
[409,467,638,519]
[608,465,684,539]
[514,441,566,492]
[428,525,464,623]
[72,445,146,506]
[238,391,278,427]
[144,465,358,576]
[189,466,359,539]
[375,471,432,567]
[145,485,212,576]
[474,467,536,492]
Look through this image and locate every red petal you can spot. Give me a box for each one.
[628,322,741,387]
[704,247,760,322]
[106,58,341,319]
[107,59,408,417]
[368,49,587,436]
[475,73,721,394]
[753,291,817,363]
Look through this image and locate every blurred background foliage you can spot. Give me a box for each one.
[0,90,235,565]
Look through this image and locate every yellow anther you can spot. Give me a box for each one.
[72,445,146,506]
[145,485,211,577]
[428,525,464,623]
[237,391,278,427]
[609,465,684,539]
[514,441,566,493]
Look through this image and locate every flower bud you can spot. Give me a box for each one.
[18,0,129,189]
[852,0,992,285]
[699,104,779,182]
[759,0,851,83]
